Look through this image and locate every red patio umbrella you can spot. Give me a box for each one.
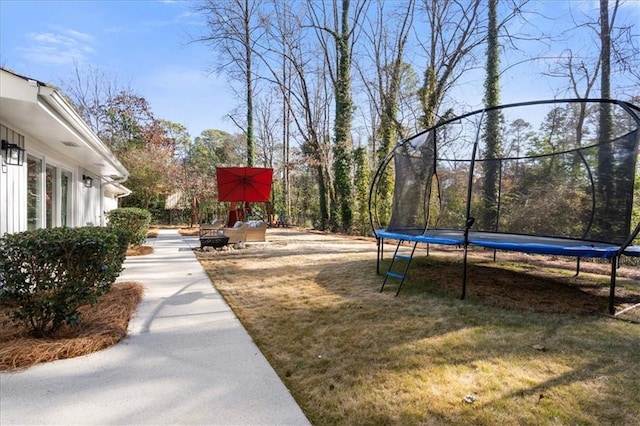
[216,167,274,202]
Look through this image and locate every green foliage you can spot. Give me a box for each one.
[119,146,176,210]
[190,129,244,171]
[353,147,371,235]
[331,0,356,233]
[0,227,127,337]
[106,207,151,247]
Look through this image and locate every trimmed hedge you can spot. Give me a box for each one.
[106,207,151,247]
[0,227,127,337]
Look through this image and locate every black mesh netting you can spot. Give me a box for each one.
[375,99,640,245]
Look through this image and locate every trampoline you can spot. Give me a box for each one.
[370,99,640,314]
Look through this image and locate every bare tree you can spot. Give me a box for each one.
[193,0,264,167]
[61,61,128,138]
[307,0,370,232]
[356,0,416,226]
[258,0,334,229]
[542,1,640,145]
[254,92,282,169]
[544,0,639,99]
[417,0,527,127]
[417,0,485,128]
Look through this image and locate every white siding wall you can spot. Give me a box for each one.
[78,176,102,226]
[103,193,119,218]
[1,123,113,234]
[1,124,26,235]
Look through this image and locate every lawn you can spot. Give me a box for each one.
[196,228,640,425]
[2,226,637,423]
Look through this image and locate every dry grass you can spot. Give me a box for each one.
[126,245,154,256]
[178,226,199,237]
[0,282,144,371]
[196,228,640,425]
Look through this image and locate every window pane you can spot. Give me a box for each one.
[61,170,72,227]
[46,164,56,228]
[27,155,42,230]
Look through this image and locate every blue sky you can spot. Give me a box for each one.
[0,0,236,137]
[1,1,639,140]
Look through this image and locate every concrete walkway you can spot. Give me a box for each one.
[0,229,310,425]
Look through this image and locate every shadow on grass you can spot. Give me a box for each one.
[201,243,640,424]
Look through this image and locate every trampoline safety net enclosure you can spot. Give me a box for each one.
[369,99,640,315]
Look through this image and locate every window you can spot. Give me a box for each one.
[27,155,43,230]
[28,156,74,229]
[46,164,56,228]
[61,170,71,226]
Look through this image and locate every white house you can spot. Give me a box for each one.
[0,68,130,235]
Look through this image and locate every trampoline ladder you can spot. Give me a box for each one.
[381,240,418,296]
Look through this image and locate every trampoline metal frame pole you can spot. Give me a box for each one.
[461,111,484,300]
[608,258,617,315]
[493,159,503,262]
[376,237,384,275]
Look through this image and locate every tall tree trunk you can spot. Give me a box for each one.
[317,164,329,230]
[598,0,614,234]
[244,0,255,166]
[482,0,503,231]
[333,0,355,232]
[353,146,371,235]
[281,39,291,222]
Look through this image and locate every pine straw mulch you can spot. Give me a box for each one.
[0,239,153,371]
[0,282,144,371]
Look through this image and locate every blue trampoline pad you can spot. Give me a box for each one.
[467,232,621,258]
[624,246,640,257]
[376,229,465,246]
[375,229,628,259]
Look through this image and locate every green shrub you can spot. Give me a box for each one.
[106,207,151,247]
[0,227,127,337]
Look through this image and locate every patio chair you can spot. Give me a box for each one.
[246,220,267,242]
[219,221,248,245]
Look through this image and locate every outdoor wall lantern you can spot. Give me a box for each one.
[1,139,25,166]
[82,174,93,188]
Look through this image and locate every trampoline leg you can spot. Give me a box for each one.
[608,258,617,315]
[461,217,475,300]
[461,245,468,300]
[376,238,381,275]
[574,257,581,277]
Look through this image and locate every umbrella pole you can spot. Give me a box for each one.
[228,202,238,227]
[244,202,252,221]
